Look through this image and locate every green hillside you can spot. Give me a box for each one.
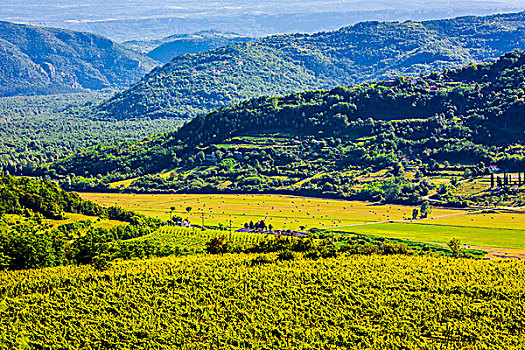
[43,51,525,205]
[126,31,253,64]
[0,21,159,96]
[98,11,525,120]
[0,174,163,270]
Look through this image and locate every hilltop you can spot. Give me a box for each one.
[97,11,525,120]
[0,21,159,96]
[41,51,525,206]
[123,31,253,64]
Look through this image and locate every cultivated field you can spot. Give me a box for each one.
[1,253,524,348]
[81,193,525,250]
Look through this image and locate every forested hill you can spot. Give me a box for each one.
[123,31,253,64]
[44,51,525,189]
[97,11,525,120]
[0,21,159,96]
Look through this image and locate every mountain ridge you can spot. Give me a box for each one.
[95,11,525,121]
[0,21,159,96]
[40,51,525,203]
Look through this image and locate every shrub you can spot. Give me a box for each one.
[359,245,379,255]
[304,249,321,260]
[314,239,338,258]
[381,242,413,255]
[250,255,273,266]
[277,250,296,261]
[205,236,231,254]
[292,237,316,252]
[92,254,111,271]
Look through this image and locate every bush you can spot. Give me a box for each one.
[277,250,296,261]
[292,237,316,252]
[205,236,231,254]
[359,245,379,255]
[250,255,273,266]
[92,254,111,271]
[318,241,338,258]
[304,249,321,260]
[381,242,413,255]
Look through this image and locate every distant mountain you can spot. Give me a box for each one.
[44,51,525,199]
[123,31,253,64]
[4,0,525,41]
[0,21,159,96]
[148,32,253,64]
[96,11,525,121]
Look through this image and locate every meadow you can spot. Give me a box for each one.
[81,193,525,251]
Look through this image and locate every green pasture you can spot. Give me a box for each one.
[79,193,524,249]
[333,220,525,249]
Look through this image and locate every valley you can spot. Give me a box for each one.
[81,192,525,253]
[1,5,525,348]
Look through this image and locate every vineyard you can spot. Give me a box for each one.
[0,253,523,349]
[137,226,268,254]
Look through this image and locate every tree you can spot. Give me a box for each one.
[420,201,431,218]
[412,209,419,220]
[205,236,231,254]
[185,207,192,214]
[196,151,205,164]
[447,238,462,257]
[392,162,405,177]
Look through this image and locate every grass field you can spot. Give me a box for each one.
[81,193,525,250]
[81,193,463,229]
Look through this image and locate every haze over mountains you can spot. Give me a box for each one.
[2,0,525,41]
[97,11,525,121]
[123,31,253,64]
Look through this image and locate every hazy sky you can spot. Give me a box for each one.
[2,0,524,41]
[2,0,524,22]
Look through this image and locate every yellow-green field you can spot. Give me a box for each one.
[56,213,127,230]
[0,212,126,232]
[81,193,525,250]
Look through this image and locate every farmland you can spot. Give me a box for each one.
[1,253,524,348]
[81,193,525,251]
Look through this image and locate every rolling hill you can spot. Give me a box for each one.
[0,21,159,96]
[97,11,525,120]
[42,51,525,205]
[123,31,253,64]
